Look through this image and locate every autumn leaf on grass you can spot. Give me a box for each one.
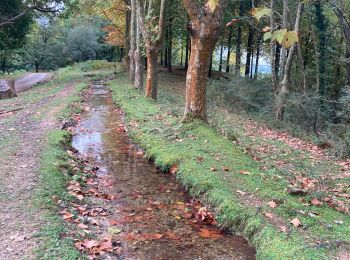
[267,201,278,208]
[169,164,178,174]
[290,218,302,227]
[239,170,251,175]
[264,212,274,219]
[279,226,288,233]
[236,190,247,196]
[310,198,323,206]
[199,228,223,239]
[222,166,230,172]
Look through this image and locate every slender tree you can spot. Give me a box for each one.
[137,0,167,100]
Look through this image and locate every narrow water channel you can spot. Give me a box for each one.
[72,82,256,259]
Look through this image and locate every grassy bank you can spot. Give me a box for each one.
[109,74,349,259]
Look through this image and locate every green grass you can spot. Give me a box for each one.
[109,74,349,259]
[34,130,81,259]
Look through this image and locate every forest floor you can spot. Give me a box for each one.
[109,67,350,259]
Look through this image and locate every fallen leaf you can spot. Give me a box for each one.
[199,228,223,239]
[279,225,288,233]
[82,239,100,249]
[78,223,89,229]
[210,166,217,171]
[290,218,302,227]
[264,212,274,219]
[236,190,247,196]
[169,164,178,174]
[310,198,322,206]
[239,170,251,175]
[222,166,230,171]
[267,201,277,208]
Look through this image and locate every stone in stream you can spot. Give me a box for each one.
[0,79,17,100]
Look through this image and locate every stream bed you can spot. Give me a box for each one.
[71,81,256,259]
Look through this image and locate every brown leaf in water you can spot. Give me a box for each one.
[199,228,223,239]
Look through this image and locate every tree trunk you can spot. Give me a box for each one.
[314,0,327,97]
[124,0,131,71]
[180,41,184,67]
[219,35,224,72]
[226,27,232,72]
[0,79,17,100]
[346,47,350,85]
[129,0,136,82]
[235,0,243,76]
[275,2,304,120]
[208,54,213,78]
[35,62,39,73]
[185,31,190,69]
[182,0,228,121]
[270,0,278,92]
[135,3,143,89]
[137,0,167,100]
[145,48,159,99]
[245,27,254,77]
[254,34,262,79]
[167,16,173,72]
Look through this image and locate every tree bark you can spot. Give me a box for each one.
[185,31,190,69]
[270,0,278,92]
[275,2,304,120]
[219,35,224,72]
[254,34,262,79]
[137,0,167,100]
[167,16,173,72]
[145,48,159,99]
[135,2,143,89]
[124,0,131,71]
[226,26,232,72]
[235,0,243,76]
[129,0,136,82]
[182,0,228,121]
[245,26,254,77]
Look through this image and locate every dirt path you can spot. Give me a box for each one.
[0,83,75,259]
[15,73,52,92]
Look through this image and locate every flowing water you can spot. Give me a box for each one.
[72,81,256,259]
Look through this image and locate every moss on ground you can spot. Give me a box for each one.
[110,74,349,259]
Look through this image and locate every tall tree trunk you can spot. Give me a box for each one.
[182,0,228,121]
[235,0,243,76]
[270,0,278,93]
[275,2,304,120]
[226,26,232,72]
[219,35,224,72]
[245,27,254,77]
[164,30,168,68]
[180,41,184,67]
[346,47,350,85]
[124,0,131,71]
[208,54,213,78]
[129,0,136,82]
[254,34,262,79]
[185,31,190,69]
[167,16,173,72]
[314,0,327,97]
[137,0,167,100]
[135,3,143,89]
[145,48,159,99]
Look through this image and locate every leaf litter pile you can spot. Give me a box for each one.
[57,84,255,259]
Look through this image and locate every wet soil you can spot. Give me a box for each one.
[72,82,255,259]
